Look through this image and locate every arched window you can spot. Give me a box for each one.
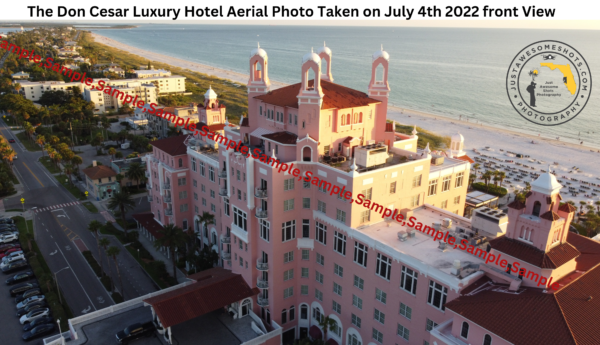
[348,334,362,345]
[241,299,251,317]
[353,113,358,123]
[212,232,217,245]
[532,201,541,217]
[519,226,525,239]
[313,307,322,323]
[346,113,351,125]
[178,158,183,167]
[300,305,308,319]
[341,115,345,126]
[281,309,287,324]
[461,321,469,339]
[289,306,295,321]
[483,334,492,345]
[302,146,312,162]
[331,319,341,337]
[182,219,188,230]
[359,112,363,123]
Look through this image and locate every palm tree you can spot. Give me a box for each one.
[107,246,124,300]
[99,237,113,289]
[468,173,476,190]
[36,135,46,156]
[63,164,75,186]
[318,315,338,340]
[107,191,135,234]
[88,220,104,274]
[187,212,215,268]
[108,147,116,160]
[154,224,186,280]
[595,201,600,213]
[472,163,481,177]
[115,173,124,187]
[497,171,506,188]
[126,162,145,190]
[71,155,83,175]
[586,205,596,214]
[579,201,587,213]
[482,171,493,191]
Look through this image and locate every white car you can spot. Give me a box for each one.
[20,308,50,324]
[16,295,45,309]
[0,233,18,243]
[2,250,24,263]
[0,255,25,268]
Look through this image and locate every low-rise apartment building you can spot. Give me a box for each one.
[82,162,120,200]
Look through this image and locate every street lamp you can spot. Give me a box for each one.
[54,267,70,305]
[57,318,65,345]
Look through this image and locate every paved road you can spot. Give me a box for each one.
[1,118,157,319]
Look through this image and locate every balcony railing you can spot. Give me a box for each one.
[256,259,268,271]
[218,170,228,178]
[163,183,171,190]
[221,251,231,260]
[218,188,228,197]
[147,184,152,190]
[164,208,173,216]
[221,236,231,244]
[257,278,269,289]
[145,171,150,178]
[257,296,269,307]
[254,188,268,199]
[147,196,153,202]
[255,209,268,219]
[163,196,171,203]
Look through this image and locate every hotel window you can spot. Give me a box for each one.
[318,182,328,193]
[289,113,292,124]
[390,181,397,194]
[236,170,240,181]
[334,263,343,277]
[412,174,422,187]
[259,219,269,242]
[283,269,294,281]
[397,323,410,341]
[360,210,371,223]
[302,198,311,209]
[333,282,342,296]
[301,267,309,278]
[210,190,215,198]
[191,158,196,172]
[374,309,385,324]
[224,198,230,216]
[289,306,295,321]
[316,253,324,266]
[426,318,438,332]
[442,175,451,192]
[284,251,294,263]
[281,220,296,242]
[178,178,187,186]
[427,280,448,311]
[354,275,364,290]
[281,309,287,324]
[401,266,418,294]
[179,191,187,199]
[283,199,294,211]
[193,192,198,201]
[428,179,438,196]
[233,206,247,231]
[353,295,363,309]
[178,158,183,168]
[193,179,197,187]
[194,206,199,213]
[334,231,346,255]
[454,196,460,204]
[201,184,206,192]
[259,106,262,115]
[341,115,346,126]
[332,300,341,314]
[400,303,412,319]
[361,187,372,200]
[324,145,330,155]
[301,285,309,295]
[316,271,324,284]
[372,328,383,344]
[302,219,310,238]
[441,200,448,209]
[211,204,216,212]
[376,253,392,280]
[354,242,368,267]
[284,178,294,191]
[237,190,241,200]
[200,162,205,176]
[351,314,362,328]
[316,222,327,245]
[455,172,464,187]
[483,334,492,345]
[294,115,298,125]
[336,209,346,223]
[410,195,420,207]
[209,166,215,182]
[303,180,311,189]
[461,322,469,339]
[375,288,387,304]
[202,198,207,206]
[315,289,323,301]
[302,250,310,260]
[180,204,188,212]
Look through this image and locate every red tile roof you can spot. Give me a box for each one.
[132,213,164,239]
[567,232,600,271]
[454,155,475,164]
[526,191,533,198]
[489,236,580,268]
[507,200,526,210]
[150,134,189,156]
[262,131,298,145]
[559,203,577,213]
[143,267,259,328]
[82,165,117,179]
[254,80,380,110]
[540,211,561,221]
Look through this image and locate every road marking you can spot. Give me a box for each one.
[82,306,91,314]
[49,250,57,255]
[21,162,44,187]
[55,242,97,312]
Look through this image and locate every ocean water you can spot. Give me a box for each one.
[92,25,600,147]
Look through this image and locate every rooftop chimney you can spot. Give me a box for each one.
[92,160,97,167]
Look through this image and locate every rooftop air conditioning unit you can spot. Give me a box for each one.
[438,242,447,251]
[433,223,442,231]
[367,140,375,145]
[409,230,417,238]
[397,232,408,242]
[451,260,461,276]
[431,157,445,166]
[442,218,452,228]
[400,208,413,220]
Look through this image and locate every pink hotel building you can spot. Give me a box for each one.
[138,45,599,345]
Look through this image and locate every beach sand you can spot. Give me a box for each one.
[91,32,600,205]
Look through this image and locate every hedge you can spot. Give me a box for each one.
[82,250,103,277]
[472,182,508,197]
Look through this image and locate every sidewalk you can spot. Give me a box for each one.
[137,230,188,283]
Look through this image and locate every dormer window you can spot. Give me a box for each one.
[532,201,541,217]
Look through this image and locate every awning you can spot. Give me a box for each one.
[309,325,322,340]
[326,338,339,345]
[250,127,274,139]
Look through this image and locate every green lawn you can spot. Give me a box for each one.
[39,156,61,174]
[15,132,41,151]
[4,208,23,212]
[82,201,99,213]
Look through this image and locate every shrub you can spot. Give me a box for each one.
[126,231,139,242]
[472,182,508,197]
[100,275,112,291]
[82,250,102,277]
[33,267,45,279]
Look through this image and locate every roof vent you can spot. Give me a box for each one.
[397,232,408,242]
[438,241,448,251]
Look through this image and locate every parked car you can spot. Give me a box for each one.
[22,323,56,341]
[5,270,34,285]
[17,295,46,309]
[3,260,29,274]
[8,138,15,143]
[0,218,15,224]
[0,248,23,258]
[115,322,155,344]
[23,316,53,332]
[0,230,18,237]
[0,243,20,253]
[0,223,17,229]
[15,288,42,303]
[1,256,26,269]
[17,301,48,317]
[0,233,18,243]
[20,308,50,324]
[9,282,38,296]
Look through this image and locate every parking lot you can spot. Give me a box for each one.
[0,235,60,343]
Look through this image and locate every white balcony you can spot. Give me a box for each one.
[221,236,231,244]
[296,238,314,250]
[145,171,150,178]
[219,188,228,197]
[218,170,228,178]
[254,188,268,199]
[164,208,173,216]
[163,196,171,203]
[147,196,153,202]
[257,278,268,289]
[255,209,268,219]
[257,296,269,307]
[147,184,152,190]
[256,259,268,271]
[163,183,171,190]
[221,251,231,260]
